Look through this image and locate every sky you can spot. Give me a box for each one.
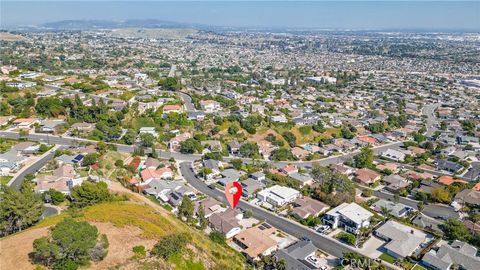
[1,1,479,30]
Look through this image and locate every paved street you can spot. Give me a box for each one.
[8,146,58,190]
[0,131,406,168]
[179,162,399,270]
[423,103,441,137]
[373,190,459,220]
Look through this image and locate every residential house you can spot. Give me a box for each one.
[355,168,381,185]
[437,175,467,186]
[194,197,224,218]
[139,127,159,138]
[217,169,244,186]
[141,180,182,201]
[291,196,329,220]
[169,132,191,151]
[228,141,241,155]
[371,199,414,218]
[0,116,14,127]
[143,157,161,170]
[35,164,80,194]
[70,122,95,134]
[381,149,406,162]
[289,172,314,187]
[376,162,399,173]
[412,214,444,235]
[187,111,206,121]
[203,159,222,180]
[250,171,266,182]
[209,208,243,238]
[382,174,410,192]
[199,100,221,113]
[276,240,325,270]
[38,120,65,133]
[257,185,300,207]
[422,241,480,270]
[375,220,430,259]
[322,202,373,235]
[454,189,480,207]
[233,223,278,261]
[140,167,173,182]
[12,118,38,129]
[163,104,184,114]
[241,178,265,198]
[435,159,464,174]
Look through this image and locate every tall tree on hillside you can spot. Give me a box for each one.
[0,185,44,236]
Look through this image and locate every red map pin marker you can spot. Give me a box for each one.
[225,181,242,209]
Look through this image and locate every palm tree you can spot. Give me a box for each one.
[380,206,392,219]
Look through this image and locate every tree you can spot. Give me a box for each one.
[70,181,113,208]
[45,188,65,205]
[179,138,202,154]
[282,131,296,147]
[122,129,137,145]
[354,146,374,168]
[443,219,472,242]
[417,201,425,212]
[198,204,208,229]
[158,77,180,91]
[431,187,451,203]
[32,236,60,267]
[114,159,124,168]
[393,193,400,203]
[336,232,357,245]
[255,254,287,270]
[31,218,107,269]
[230,158,243,170]
[140,132,155,147]
[312,120,325,133]
[270,148,295,161]
[228,124,239,135]
[209,231,226,245]
[151,233,188,259]
[341,126,354,139]
[413,132,426,143]
[38,144,50,154]
[178,196,194,222]
[239,142,259,159]
[0,185,44,236]
[81,153,98,166]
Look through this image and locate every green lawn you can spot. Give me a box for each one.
[412,264,427,270]
[0,176,13,185]
[379,253,397,264]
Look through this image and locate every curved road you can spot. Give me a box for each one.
[179,162,399,270]
[0,131,405,169]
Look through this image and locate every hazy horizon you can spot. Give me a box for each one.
[1,1,479,31]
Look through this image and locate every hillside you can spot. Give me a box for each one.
[0,189,247,270]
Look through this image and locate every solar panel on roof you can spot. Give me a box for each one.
[73,154,84,162]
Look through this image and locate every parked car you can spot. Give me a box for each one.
[315,225,330,234]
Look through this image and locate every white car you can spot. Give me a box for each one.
[315,225,330,234]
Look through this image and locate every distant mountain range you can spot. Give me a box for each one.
[41,19,206,30]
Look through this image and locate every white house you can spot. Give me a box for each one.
[199,100,221,113]
[257,185,300,207]
[381,149,406,162]
[323,202,373,235]
[139,127,159,138]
